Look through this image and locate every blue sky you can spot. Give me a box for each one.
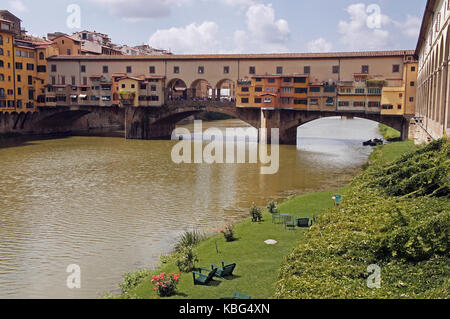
[6,0,426,54]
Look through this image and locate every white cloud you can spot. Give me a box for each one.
[9,0,28,13]
[149,22,221,54]
[394,15,421,38]
[338,3,390,50]
[90,0,191,20]
[147,2,290,54]
[246,3,290,43]
[220,0,255,6]
[307,38,332,53]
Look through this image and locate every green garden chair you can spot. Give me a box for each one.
[284,215,296,230]
[333,194,342,206]
[192,267,218,285]
[211,260,236,279]
[297,217,311,228]
[272,213,283,224]
[233,291,251,299]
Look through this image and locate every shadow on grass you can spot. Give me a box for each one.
[220,275,241,281]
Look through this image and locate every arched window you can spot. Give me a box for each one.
[0,60,3,68]
[39,52,44,60]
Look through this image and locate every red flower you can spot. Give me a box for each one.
[220,229,224,233]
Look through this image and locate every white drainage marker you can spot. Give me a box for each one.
[264,239,278,245]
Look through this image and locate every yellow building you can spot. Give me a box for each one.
[118,75,165,107]
[0,18,15,111]
[0,11,57,113]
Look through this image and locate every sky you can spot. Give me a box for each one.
[6,0,427,54]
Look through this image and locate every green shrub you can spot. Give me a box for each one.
[267,201,279,214]
[250,205,262,222]
[120,269,152,295]
[175,246,199,273]
[174,230,206,252]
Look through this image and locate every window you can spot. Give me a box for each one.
[51,76,56,85]
[392,64,400,73]
[102,96,111,101]
[435,13,441,32]
[0,60,3,68]
[326,97,334,106]
[410,81,415,87]
[276,66,283,74]
[51,64,57,72]
[71,76,76,86]
[368,88,381,95]
[355,88,365,94]
[81,65,86,73]
[249,66,255,74]
[224,66,229,74]
[151,96,159,101]
[151,85,156,91]
[309,87,320,93]
[17,75,21,82]
[255,77,262,82]
[282,87,293,93]
[126,66,132,73]
[362,65,369,74]
[294,77,306,83]
[280,97,292,104]
[121,84,126,89]
[268,78,275,83]
[264,97,272,103]
[397,105,402,110]
[338,101,350,107]
[18,88,22,95]
[255,87,263,92]
[310,99,319,105]
[332,66,339,74]
[368,101,380,108]
[411,66,416,72]
[83,77,87,85]
[103,66,108,73]
[15,62,23,69]
[304,66,310,74]
[353,101,365,107]
[198,66,204,74]
[241,97,249,103]
[241,87,249,92]
[409,97,414,102]
[39,52,45,60]
[35,65,46,73]
[27,63,34,71]
[294,99,307,105]
[61,76,65,85]
[28,75,33,85]
[254,98,262,103]
[174,66,180,74]
[0,74,3,81]
[295,87,308,94]
[149,66,155,74]
[67,49,71,55]
[382,104,393,110]
[324,86,335,93]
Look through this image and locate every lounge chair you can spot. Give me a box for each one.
[272,213,283,224]
[211,261,236,279]
[297,217,310,228]
[333,194,342,206]
[233,291,251,299]
[192,267,218,285]
[284,215,296,230]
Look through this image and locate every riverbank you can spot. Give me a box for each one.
[112,138,446,299]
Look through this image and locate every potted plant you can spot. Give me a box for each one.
[151,272,180,297]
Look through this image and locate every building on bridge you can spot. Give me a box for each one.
[0,16,58,113]
[415,0,450,142]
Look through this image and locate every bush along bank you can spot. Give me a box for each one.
[274,139,449,299]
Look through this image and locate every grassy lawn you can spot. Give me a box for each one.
[378,124,401,141]
[369,140,417,163]
[124,189,341,299]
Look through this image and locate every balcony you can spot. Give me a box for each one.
[119,91,135,105]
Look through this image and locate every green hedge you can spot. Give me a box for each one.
[274,139,449,299]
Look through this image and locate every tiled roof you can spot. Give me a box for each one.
[49,50,416,61]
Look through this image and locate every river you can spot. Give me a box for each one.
[0,117,381,298]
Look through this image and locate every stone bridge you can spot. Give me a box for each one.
[125,100,411,144]
[0,101,411,144]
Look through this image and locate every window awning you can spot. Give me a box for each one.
[70,95,78,99]
[79,94,87,98]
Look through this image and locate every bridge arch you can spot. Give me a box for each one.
[167,78,188,101]
[215,78,236,101]
[190,79,214,100]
